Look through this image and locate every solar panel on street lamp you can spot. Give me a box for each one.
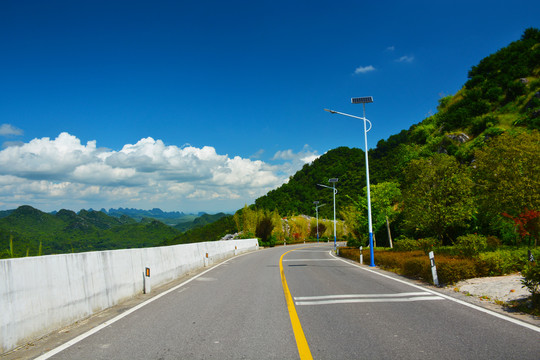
[351,96,373,104]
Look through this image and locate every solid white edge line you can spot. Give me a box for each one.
[330,250,540,333]
[34,252,250,360]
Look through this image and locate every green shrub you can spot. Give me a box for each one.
[402,258,431,281]
[373,250,425,272]
[477,249,522,275]
[437,258,478,284]
[521,262,540,307]
[455,234,488,257]
[259,234,276,247]
[486,235,502,248]
[476,248,540,276]
[393,237,419,251]
[347,235,367,248]
[417,237,440,254]
[338,247,359,262]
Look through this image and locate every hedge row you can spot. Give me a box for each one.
[338,247,539,285]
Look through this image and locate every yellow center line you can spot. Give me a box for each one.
[280,249,313,360]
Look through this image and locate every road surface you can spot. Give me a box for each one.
[11,244,540,359]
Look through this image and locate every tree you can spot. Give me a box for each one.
[473,131,540,219]
[341,181,402,247]
[233,205,260,237]
[270,210,286,242]
[288,216,309,241]
[309,220,327,239]
[256,215,275,245]
[402,154,475,244]
[341,202,367,246]
[502,209,540,247]
[370,181,402,246]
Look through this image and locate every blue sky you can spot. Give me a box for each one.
[1,0,539,213]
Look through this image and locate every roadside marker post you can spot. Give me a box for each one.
[429,251,439,287]
[143,267,151,294]
[359,246,363,265]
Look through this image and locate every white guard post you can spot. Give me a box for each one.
[143,267,151,294]
[429,251,439,286]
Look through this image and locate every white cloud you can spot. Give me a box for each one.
[250,149,265,159]
[271,145,320,176]
[354,65,375,74]
[386,46,395,51]
[0,132,302,212]
[396,55,414,63]
[272,149,295,161]
[0,124,23,136]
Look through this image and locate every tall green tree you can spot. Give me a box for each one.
[370,182,402,233]
[474,131,540,218]
[341,181,401,246]
[402,154,475,244]
[255,215,275,245]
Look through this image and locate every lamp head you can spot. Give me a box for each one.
[351,96,374,104]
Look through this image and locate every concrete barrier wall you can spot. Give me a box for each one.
[0,239,258,354]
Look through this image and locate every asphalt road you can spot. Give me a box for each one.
[26,244,540,359]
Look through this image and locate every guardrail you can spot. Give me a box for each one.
[0,239,258,354]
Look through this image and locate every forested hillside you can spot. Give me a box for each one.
[0,206,181,257]
[254,28,540,246]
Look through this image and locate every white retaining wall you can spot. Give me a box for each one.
[0,239,258,354]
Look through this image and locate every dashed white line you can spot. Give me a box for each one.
[294,292,444,305]
[295,291,433,300]
[283,258,339,261]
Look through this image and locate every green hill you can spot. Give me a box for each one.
[173,212,230,232]
[164,215,237,245]
[254,28,540,246]
[0,206,182,258]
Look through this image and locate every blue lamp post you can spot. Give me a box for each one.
[317,178,338,251]
[313,201,326,243]
[324,96,375,266]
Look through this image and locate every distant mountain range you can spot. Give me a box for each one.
[0,206,232,258]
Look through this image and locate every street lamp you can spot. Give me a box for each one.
[313,201,326,243]
[324,96,375,267]
[317,178,338,251]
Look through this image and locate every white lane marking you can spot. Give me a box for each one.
[34,253,251,360]
[294,292,432,300]
[296,296,444,306]
[283,259,338,261]
[293,250,330,252]
[330,251,540,333]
